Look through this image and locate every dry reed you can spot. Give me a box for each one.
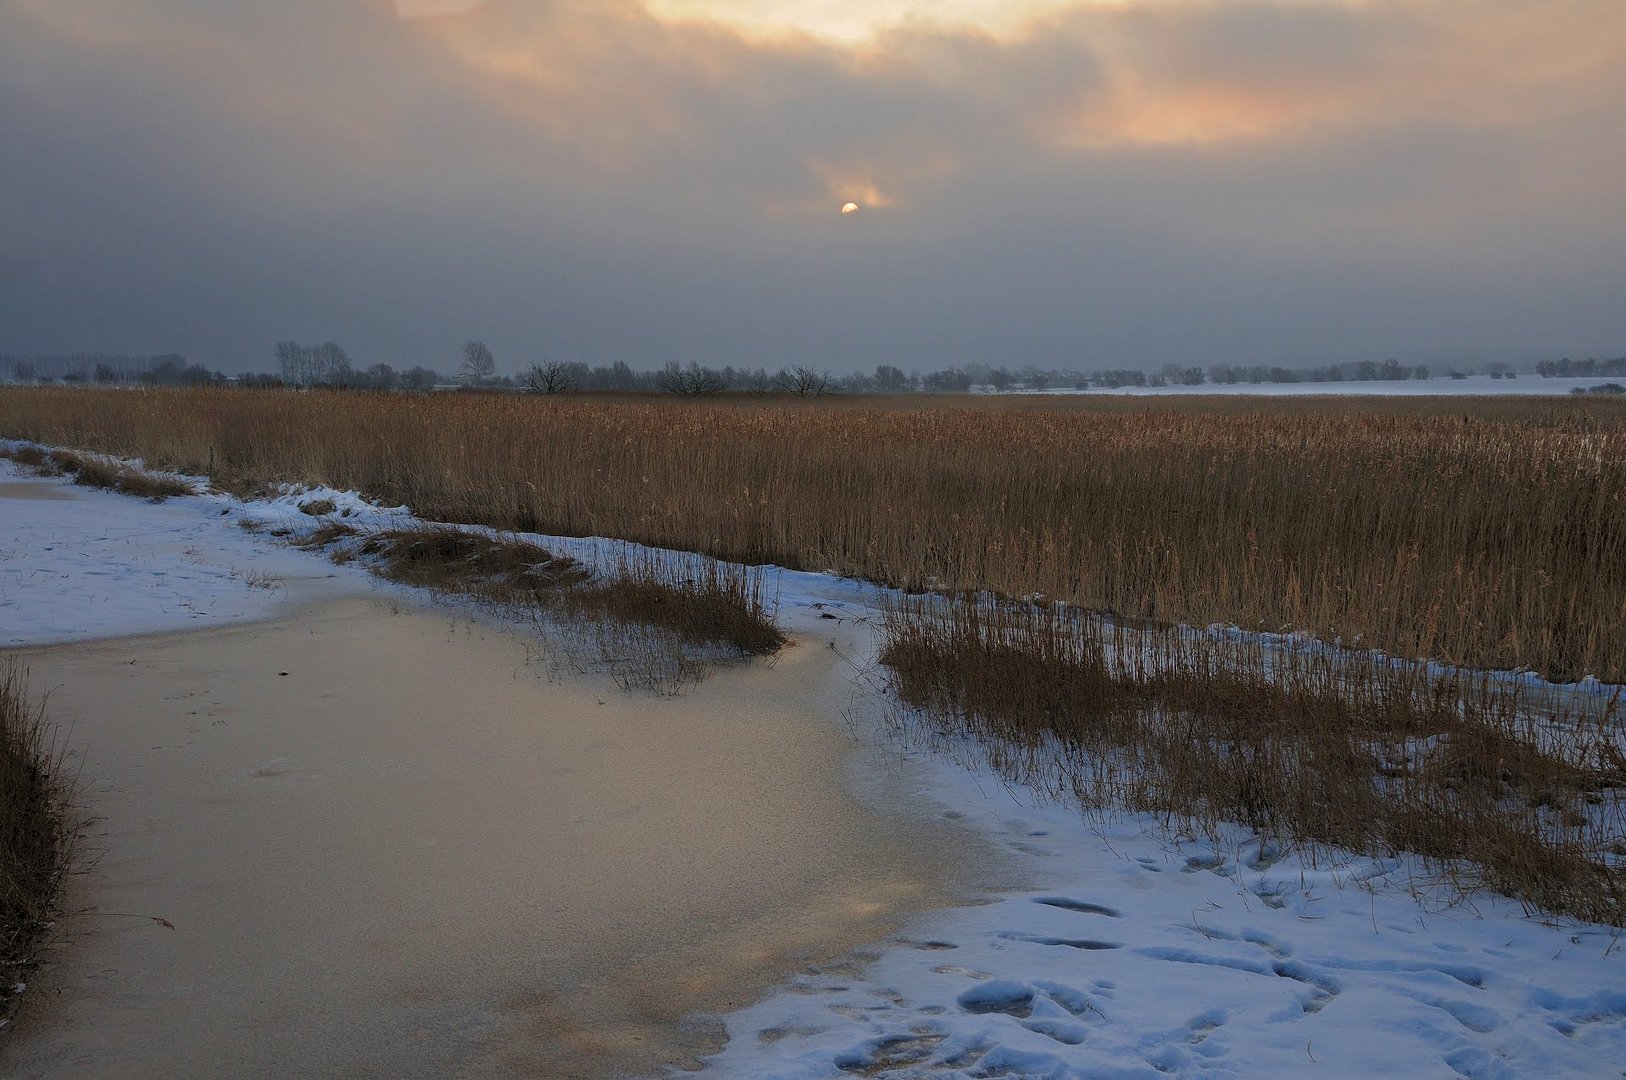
[880,597,1625,924]
[2,388,1620,682]
[1,667,73,1027]
[305,524,783,688]
[0,444,193,501]
[4,389,1620,918]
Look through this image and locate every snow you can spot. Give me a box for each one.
[703,754,1626,1078]
[1010,375,1614,398]
[2,446,1621,1078]
[0,453,421,646]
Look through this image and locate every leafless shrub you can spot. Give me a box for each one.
[522,360,583,394]
[656,362,726,396]
[775,366,836,397]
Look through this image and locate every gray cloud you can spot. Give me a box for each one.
[2,0,1622,373]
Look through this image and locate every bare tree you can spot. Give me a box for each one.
[362,363,397,390]
[775,366,836,397]
[400,366,440,391]
[656,361,726,396]
[522,359,580,394]
[313,341,352,386]
[873,364,911,393]
[275,340,307,386]
[460,340,496,385]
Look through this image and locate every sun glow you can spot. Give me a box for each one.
[642,0,1096,44]
[840,201,860,214]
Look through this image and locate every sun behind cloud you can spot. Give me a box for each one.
[840,201,860,214]
[644,0,1087,43]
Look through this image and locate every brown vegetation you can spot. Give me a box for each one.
[302,525,783,688]
[1,387,1620,682]
[4,388,1622,918]
[352,525,588,600]
[557,549,785,659]
[880,597,1625,923]
[1,668,73,1027]
[1,443,192,501]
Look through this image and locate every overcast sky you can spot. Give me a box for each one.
[3,0,1623,374]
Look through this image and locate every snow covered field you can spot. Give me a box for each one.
[2,452,1622,1078]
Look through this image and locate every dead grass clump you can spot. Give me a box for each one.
[297,521,359,549]
[293,525,782,691]
[881,597,1626,924]
[560,552,785,658]
[47,449,192,501]
[1,667,73,1027]
[554,552,783,693]
[1421,725,1603,807]
[298,498,337,516]
[0,443,49,469]
[110,469,193,501]
[54,450,117,489]
[359,526,587,601]
[357,528,782,655]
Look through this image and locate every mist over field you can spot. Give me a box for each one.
[2,0,1623,372]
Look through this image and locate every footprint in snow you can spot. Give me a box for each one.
[997,931,1122,951]
[833,1032,945,1073]
[1187,1007,1228,1043]
[1033,896,1120,917]
[1034,981,1099,1019]
[956,980,1035,1018]
[932,964,992,979]
[1024,1017,1087,1045]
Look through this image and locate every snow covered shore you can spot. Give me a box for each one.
[2,453,1621,1078]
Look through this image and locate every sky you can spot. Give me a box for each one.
[2,0,1623,374]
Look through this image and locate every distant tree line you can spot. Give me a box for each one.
[5,345,1622,396]
[1537,357,1626,379]
[0,352,221,386]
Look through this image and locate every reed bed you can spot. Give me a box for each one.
[4,386,1621,918]
[881,597,1626,924]
[3,386,1621,682]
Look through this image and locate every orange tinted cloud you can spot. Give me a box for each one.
[390,0,1626,208]
[3,0,1622,369]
